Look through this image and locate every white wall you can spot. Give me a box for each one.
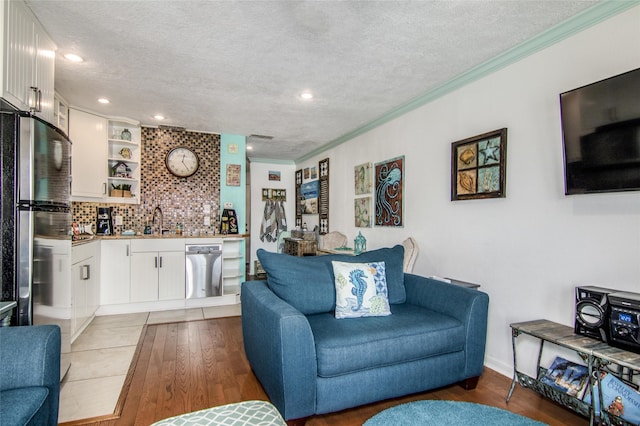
[248,161,297,273]
[296,6,640,377]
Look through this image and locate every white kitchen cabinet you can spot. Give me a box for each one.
[53,92,69,135]
[69,108,108,199]
[100,239,131,305]
[71,241,100,341]
[68,109,140,203]
[1,0,56,122]
[130,239,185,303]
[158,251,186,300]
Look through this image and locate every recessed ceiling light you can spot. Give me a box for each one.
[64,53,83,62]
[246,145,253,150]
[97,98,110,104]
[300,91,313,100]
[153,115,165,120]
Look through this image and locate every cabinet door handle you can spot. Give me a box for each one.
[37,89,43,112]
[155,256,158,268]
[126,245,129,256]
[29,86,38,112]
[103,182,107,195]
[81,264,90,280]
[159,256,163,268]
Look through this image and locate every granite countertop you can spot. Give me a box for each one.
[72,233,249,246]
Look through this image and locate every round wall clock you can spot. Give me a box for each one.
[165,147,199,177]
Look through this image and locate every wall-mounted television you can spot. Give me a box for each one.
[560,68,640,195]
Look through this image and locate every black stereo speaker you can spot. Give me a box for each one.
[575,285,619,342]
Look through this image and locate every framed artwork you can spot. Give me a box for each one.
[226,164,241,186]
[355,196,372,227]
[374,156,404,227]
[268,170,281,181]
[451,128,507,201]
[300,180,319,214]
[354,162,372,195]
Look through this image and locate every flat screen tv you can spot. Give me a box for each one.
[560,68,640,195]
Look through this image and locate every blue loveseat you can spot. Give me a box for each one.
[0,324,61,426]
[241,245,489,423]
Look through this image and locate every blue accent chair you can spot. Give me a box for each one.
[0,325,61,426]
[241,246,489,422]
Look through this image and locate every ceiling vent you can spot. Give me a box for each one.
[248,134,274,141]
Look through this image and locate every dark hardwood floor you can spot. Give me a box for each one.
[61,316,587,426]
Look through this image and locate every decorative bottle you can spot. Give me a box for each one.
[121,128,132,141]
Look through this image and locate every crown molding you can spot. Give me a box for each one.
[296,1,639,164]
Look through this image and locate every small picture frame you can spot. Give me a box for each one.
[354,162,372,195]
[451,128,507,201]
[354,196,372,227]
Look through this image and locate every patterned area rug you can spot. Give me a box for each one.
[364,400,547,426]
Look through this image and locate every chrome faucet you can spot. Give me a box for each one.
[152,205,164,234]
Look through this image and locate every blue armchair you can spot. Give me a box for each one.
[0,325,61,426]
[242,247,489,422]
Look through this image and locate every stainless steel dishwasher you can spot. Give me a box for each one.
[185,244,223,298]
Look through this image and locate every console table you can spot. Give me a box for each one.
[508,319,640,426]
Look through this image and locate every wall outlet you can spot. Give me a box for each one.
[204,216,211,226]
[114,215,123,225]
[203,204,211,214]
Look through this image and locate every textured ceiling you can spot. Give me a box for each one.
[25,0,600,162]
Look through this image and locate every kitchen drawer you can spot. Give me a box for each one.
[131,238,185,252]
[72,240,99,264]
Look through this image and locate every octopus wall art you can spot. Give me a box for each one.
[374,156,404,227]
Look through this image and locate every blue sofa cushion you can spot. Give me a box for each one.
[257,245,406,315]
[0,387,49,426]
[306,303,465,377]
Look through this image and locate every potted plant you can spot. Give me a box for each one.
[122,184,132,198]
[110,184,123,197]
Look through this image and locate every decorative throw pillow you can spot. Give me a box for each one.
[332,261,391,319]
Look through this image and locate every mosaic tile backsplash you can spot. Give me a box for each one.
[72,127,221,236]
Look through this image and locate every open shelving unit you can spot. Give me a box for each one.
[106,119,141,204]
[221,237,244,296]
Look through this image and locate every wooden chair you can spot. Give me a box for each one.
[402,237,419,273]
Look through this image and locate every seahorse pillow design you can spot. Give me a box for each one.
[332,261,391,319]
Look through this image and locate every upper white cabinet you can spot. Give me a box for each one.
[53,92,69,135]
[69,108,108,199]
[69,109,141,203]
[1,0,56,123]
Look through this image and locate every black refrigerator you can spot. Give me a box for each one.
[1,99,72,377]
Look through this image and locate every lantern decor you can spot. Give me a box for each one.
[354,231,367,255]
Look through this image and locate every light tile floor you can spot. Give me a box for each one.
[59,305,242,423]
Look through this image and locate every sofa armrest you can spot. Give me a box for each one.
[404,274,489,378]
[0,324,61,425]
[241,280,317,420]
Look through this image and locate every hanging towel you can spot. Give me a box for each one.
[260,200,276,242]
[260,200,288,243]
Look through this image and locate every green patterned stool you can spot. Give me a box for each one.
[151,400,287,426]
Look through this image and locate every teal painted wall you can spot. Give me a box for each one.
[220,134,246,281]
